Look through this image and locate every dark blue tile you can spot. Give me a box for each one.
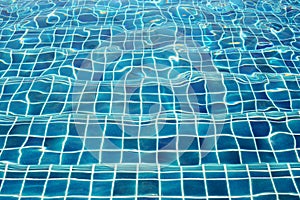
[113,180,136,196]
[161,181,182,196]
[68,180,90,195]
[1,180,23,194]
[45,180,68,196]
[229,179,250,196]
[22,180,45,196]
[252,179,275,194]
[183,180,206,196]
[207,180,228,196]
[138,180,159,196]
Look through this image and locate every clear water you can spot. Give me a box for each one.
[0,0,300,199]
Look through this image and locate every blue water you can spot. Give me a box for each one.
[0,0,300,199]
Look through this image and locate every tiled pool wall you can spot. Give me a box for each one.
[0,0,300,199]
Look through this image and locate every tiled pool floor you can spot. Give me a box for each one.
[1,163,300,199]
[1,0,300,199]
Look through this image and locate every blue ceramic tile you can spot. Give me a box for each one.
[138,180,159,196]
[113,180,136,196]
[183,180,206,196]
[207,180,228,196]
[92,181,113,196]
[0,0,299,199]
[161,180,182,196]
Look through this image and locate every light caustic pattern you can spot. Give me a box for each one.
[0,0,300,199]
[72,24,226,165]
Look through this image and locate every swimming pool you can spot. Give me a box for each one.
[0,0,300,199]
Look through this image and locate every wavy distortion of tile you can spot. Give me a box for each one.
[1,0,300,199]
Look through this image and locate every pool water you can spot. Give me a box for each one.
[1,0,300,199]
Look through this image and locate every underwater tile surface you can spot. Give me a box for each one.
[1,163,300,199]
[1,0,300,199]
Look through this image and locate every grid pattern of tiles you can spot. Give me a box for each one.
[0,74,300,115]
[0,112,299,165]
[0,163,300,199]
[1,0,300,199]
